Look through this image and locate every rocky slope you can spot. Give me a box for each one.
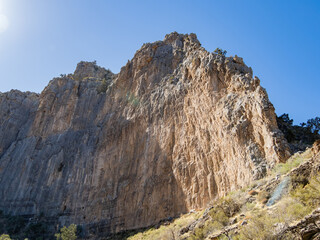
[127,140,320,240]
[0,32,290,236]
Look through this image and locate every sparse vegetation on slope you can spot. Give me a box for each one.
[127,211,204,240]
[127,142,320,240]
[271,148,312,176]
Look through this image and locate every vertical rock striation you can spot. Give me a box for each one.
[0,32,290,235]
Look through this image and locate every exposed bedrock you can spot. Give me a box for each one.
[0,32,290,234]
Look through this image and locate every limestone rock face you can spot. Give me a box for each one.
[0,32,291,235]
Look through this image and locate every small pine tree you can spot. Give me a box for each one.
[306,117,320,134]
[214,48,227,56]
[55,224,77,240]
[278,113,293,125]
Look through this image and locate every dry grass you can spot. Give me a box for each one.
[128,148,318,240]
[272,149,312,176]
[127,212,201,240]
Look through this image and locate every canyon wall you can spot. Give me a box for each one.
[0,32,290,235]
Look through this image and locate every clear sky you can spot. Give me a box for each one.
[0,0,319,124]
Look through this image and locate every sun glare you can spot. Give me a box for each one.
[0,0,9,33]
[0,14,8,33]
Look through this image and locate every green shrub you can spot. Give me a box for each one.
[188,196,242,240]
[290,173,309,189]
[241,202,256,213]
[96,78,108,93]
[209,208,229,227]
[0,235,11,240]
[202,220,220,236]
[210,196,241,218]
[236,210,275,240]
[126,92,140,106]
[276,198,311,222]
[55,224,77,240]
[188,227,205,240]
[291,174,320,208]
[272,156,304,175]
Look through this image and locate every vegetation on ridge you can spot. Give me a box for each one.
[213,48,227,56]
[277,113,320,152]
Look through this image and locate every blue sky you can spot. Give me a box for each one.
[0,0,319,124]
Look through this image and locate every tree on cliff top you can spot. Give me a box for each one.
[214,48,227,56]
[305,117,320,134]
[277,114,320,152]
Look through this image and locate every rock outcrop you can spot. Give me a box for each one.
[0,32,291,236]
[280,208,320,240]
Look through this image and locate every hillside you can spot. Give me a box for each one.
[126,140,320,240]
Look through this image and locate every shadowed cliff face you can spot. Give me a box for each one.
[0,32,291,235]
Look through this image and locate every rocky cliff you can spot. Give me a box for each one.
[0,32,291,236]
